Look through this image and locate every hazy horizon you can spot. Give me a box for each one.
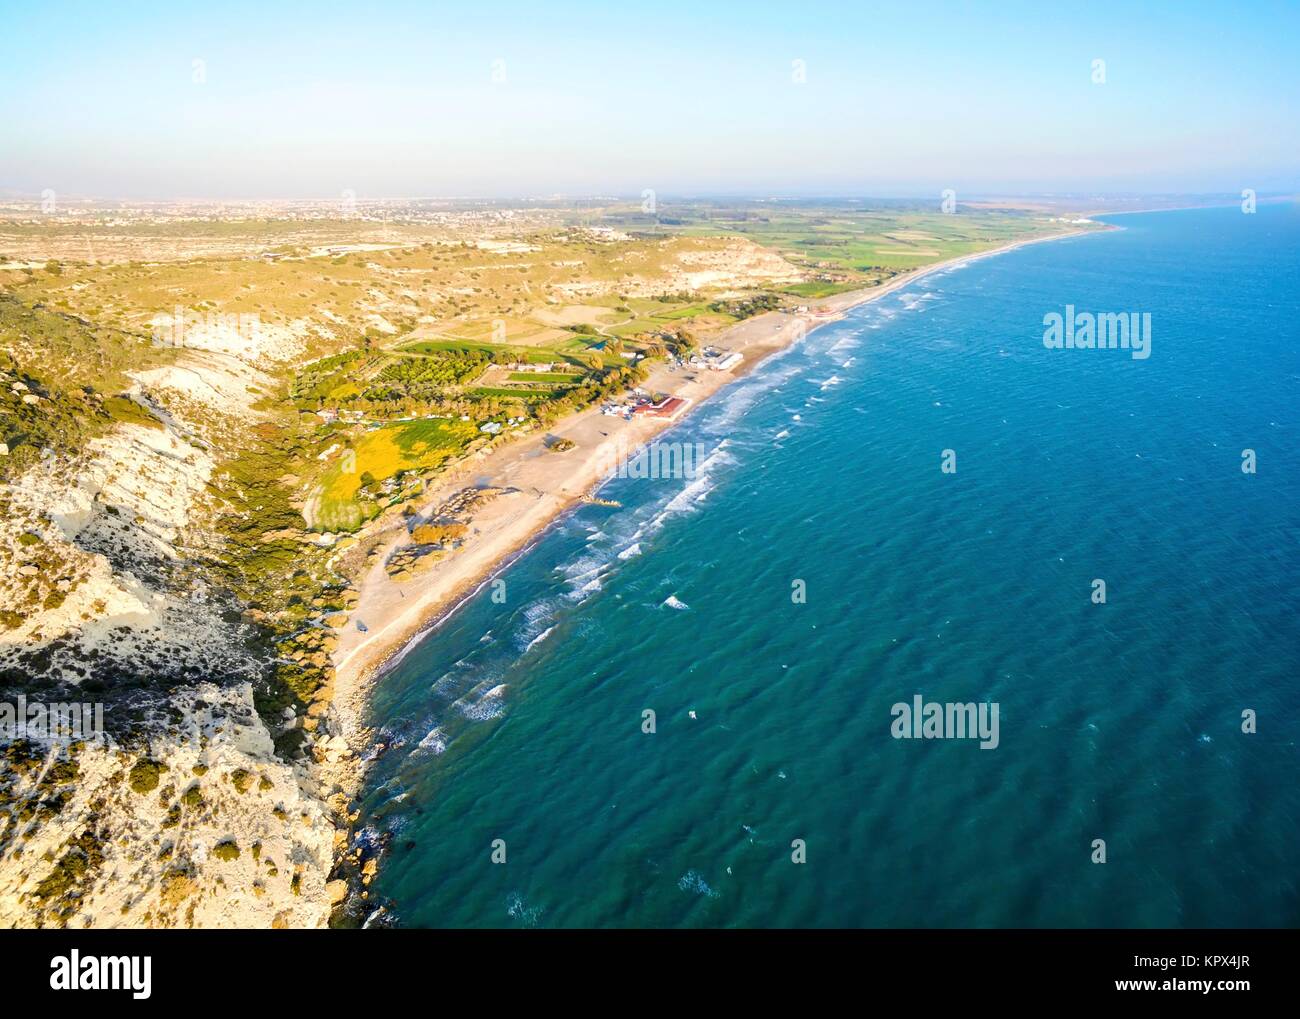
[4,0,1297,201]
[1,189,1295,206]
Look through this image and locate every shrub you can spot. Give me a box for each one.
[128,759,166,794]
[410,522,467,545]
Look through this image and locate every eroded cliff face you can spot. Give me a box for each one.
[1,419,240,678]
[0,323,353,929]
[0,684,336,928]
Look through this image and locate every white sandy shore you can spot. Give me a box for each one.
[330,227,1093,735]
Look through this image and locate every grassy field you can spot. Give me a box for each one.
[780,280,866,299]
[398,337,621,369]
[472,386,556,399]
[718,212,1053,274]
[593,199,1074,291]
[313,418,479,531]
[507,371,576,383]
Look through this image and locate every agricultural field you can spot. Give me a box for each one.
[309,418,481,532]
[593,198,1071,292]
[506,372,575,383]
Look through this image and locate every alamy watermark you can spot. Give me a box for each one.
[1043,305,1152,360]
[891,696,1000,749]
[151,307,261,348]
[50,951,150,999]
[0,694,104,742]
[596,439,710,480]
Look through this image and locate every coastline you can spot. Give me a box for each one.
[1083,195,1299,218]
[328,224,1096,745]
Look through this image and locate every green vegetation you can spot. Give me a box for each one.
[401,337,613,369]
[506,371,575,384]
[781,280,863,299]
[32,829,104,911]
[128,759,166,795]
[201,416,350,728]
[709,293,783,320]
[102,394,164,430]
[291,350,369,406]
[471,387,554,399]
[597,198,1070,292]
[0,296,174,479]
[293,347,497,416]
[313,418,480,532]
[0,292,168,394]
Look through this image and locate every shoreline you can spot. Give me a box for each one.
[1083,195,1299,219]
[329,224,1097,742]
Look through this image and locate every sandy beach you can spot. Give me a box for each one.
[329,226,1092,737]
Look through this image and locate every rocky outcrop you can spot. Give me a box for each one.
[0,683,334,928]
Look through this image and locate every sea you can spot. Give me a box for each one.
[355,203,1300,928]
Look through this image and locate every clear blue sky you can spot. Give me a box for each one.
[2,0,1296,199]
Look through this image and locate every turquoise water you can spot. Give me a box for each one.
[358,205,1300,928]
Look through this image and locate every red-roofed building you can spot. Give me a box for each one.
[632,396,689,421]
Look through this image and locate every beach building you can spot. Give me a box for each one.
[632,396,690,421]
